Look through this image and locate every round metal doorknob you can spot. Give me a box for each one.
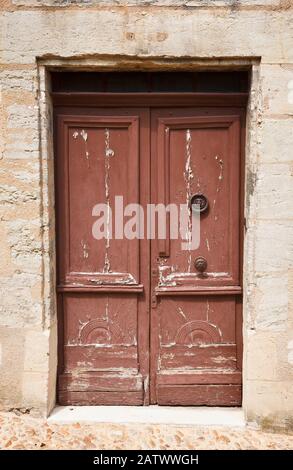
[194,256,208,273]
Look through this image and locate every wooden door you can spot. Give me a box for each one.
[55,108,150,405]
[150,107,244,406]
[55,96,244,406]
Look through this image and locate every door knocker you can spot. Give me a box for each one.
[189,193,209,214]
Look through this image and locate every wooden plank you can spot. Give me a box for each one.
[58,284,144,293]
[157,385,242,406]
[59,390,144,406]
[156,286,242,296]
[64,345,139,371]
[157,370,242,385]
[160,345,237,370]
[59,372,143,392]
[52,92,248,108]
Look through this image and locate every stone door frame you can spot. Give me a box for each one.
[36,56,261,418]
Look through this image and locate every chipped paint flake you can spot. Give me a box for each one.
[213,155,224,217]
[81,240,89,259]
[80,129,88,142]
[206,238,210,251]
[215,155,224,182]
[103,251,111,274]
[76,129,90,167]
[106,148,115,158]
[178,307,187,321]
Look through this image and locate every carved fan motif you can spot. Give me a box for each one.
[79,319,123,345]
[176,320,221,345]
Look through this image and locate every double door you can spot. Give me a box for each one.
[55,97,244,406]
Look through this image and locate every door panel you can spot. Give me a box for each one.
[56,109,150,405]
[150,108,243,405]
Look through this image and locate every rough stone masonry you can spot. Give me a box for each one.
[0,0,293,432]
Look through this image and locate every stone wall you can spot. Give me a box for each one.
[0,0,292,430]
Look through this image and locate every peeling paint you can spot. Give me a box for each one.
[206,300,210,321]
[76,129,90,168]
[212,155,224,218]
[80,240,89,259]
[104,128,112,273]
[212,356,236,364]
[158,270,229,286]
[86,272,138,285]
[206,238,210,251]
[215,155,224,182]
[184,129,194,272]
[80,129,88,142]
[178,307,187,321]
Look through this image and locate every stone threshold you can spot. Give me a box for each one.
[48,406,245,427]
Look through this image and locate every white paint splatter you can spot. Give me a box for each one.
[73,131,79,139]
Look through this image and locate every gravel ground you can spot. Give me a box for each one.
[0,411,292,450]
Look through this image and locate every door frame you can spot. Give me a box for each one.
[52,90,247,406]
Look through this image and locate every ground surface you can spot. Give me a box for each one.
[0,412,292,450]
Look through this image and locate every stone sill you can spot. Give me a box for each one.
[48,406,245,427]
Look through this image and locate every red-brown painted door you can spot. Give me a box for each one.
[55,100,244,406]
[150,107,243,405]
[56,108,150,405]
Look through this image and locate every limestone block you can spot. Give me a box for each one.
[250,274,288,331]
[259,119,293,163]
[23,329,49,373]
[0,69,37,94]
[289,268,293,328]
[0,327,26,408]
[22,372,48,409]
[261,65,293,117]
[255,163,293,219]
[246,330,278,380]
[0,273,43,327]
[6,104,38,130]
[254,221,293,273]
[245,380,293,431]
[1,10,293,64]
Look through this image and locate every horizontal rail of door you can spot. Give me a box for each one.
[57,284,144,293]
[155,286,242,296]
[51,92,248,107]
